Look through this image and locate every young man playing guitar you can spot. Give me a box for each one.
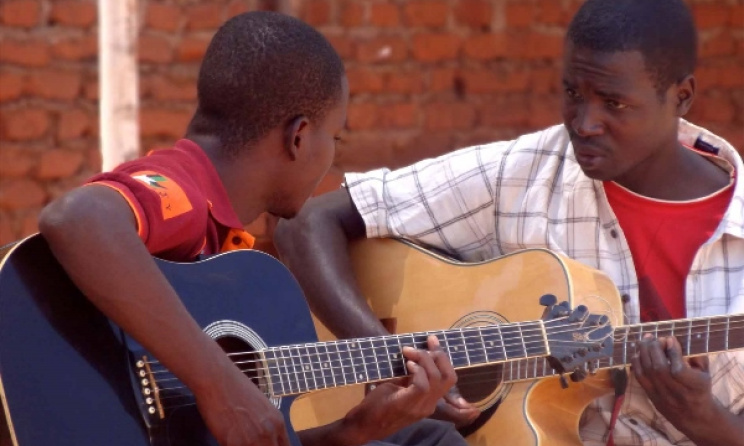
[37,11,466,446]
[274,0,744,445]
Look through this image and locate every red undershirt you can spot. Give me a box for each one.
[604,162,734,323]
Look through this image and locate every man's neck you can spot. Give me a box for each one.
[187,134,269,225]
[614,143,730,201]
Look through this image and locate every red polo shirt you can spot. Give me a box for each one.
[86,139,255,261]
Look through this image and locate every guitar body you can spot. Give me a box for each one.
[290,239,624,445]
[0,234,314,446]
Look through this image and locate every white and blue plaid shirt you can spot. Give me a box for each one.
[345,120,744,445]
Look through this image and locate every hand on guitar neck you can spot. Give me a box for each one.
[632,336,744,446]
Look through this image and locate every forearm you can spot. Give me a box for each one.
[39,188,235,394]
[275,190,387,338]
[680,401,744,446]
[297,417,369,446]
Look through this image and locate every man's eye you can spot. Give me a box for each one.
[606,100,628,110]
[565,88,581,99]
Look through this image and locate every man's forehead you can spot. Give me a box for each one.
[563,46,651,86]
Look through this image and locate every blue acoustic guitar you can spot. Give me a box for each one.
[0,234,612,446]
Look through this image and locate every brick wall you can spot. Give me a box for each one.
[1,0,743,252]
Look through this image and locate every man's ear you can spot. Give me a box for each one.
[283,115,310,160]
[674,75,696,117]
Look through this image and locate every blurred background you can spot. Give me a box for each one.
[0,0,742,253]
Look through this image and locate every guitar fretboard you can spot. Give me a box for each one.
[262,321,549,397]
[500,313,744,382]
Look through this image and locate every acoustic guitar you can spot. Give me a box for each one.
[290,238,744,446]
[0,234,611,446]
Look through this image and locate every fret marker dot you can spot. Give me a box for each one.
[304,365,310,371]
[358,374,364,380]
[323,363,329,368]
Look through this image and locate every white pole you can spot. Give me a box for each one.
[99,0,140,172]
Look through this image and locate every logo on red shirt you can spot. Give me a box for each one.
[132,171,193,220]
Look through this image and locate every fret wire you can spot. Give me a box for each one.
[476,326,489,364]
[725,316,730,350]
[290,346,307,393]
[686,320,692,355]
[495,324,508,361]
[328,342,346,387]
[380,337,393,380]
[705,318,711,354]
[459,328,472,366]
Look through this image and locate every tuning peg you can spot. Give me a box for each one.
[570,368,587,382]
[539,294,558,307]
[568,304,588,322]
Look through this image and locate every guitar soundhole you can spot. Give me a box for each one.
[456,363,505,406]
[216,336,265,391]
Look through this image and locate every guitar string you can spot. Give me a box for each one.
[143,326,744,399]
[140,320,607,377]
[141,319,743,380]
[146,328,744,401]
[149,330,744,410]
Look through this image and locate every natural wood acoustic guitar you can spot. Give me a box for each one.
[289,238,744,446]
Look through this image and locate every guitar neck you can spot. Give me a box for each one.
[261,321,549,397]
[501,313,744,383]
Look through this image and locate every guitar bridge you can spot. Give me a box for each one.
[136,356,165,420]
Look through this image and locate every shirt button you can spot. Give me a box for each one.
[621,294,631,304]
[610,229,618,238]
[232,236,242,245]
[628,418,638,425]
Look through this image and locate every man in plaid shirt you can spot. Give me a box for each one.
[275,0,744,444]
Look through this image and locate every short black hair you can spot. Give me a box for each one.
[567,0,697,95]
[188,11,345,157]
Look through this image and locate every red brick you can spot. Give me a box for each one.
[536,0,564,24]
[370,3,399,27]
[385,72,424,94]
[146,3,182,32]
[26,69,82,100]
[731,4,744,27]
[523,32,564,59]
[479,95,530,127]
[379,103,418,129]
[696,96,736,123]
[0,179,47,210]
[0,0,40,27]
[138,34,173,64]
[139,109,192,138]
[393,132,454,167]
[185,4,223,31]
[453,0,492,28]
[36,149,85,180]
[87,148,102,172]
[58,109,92,140]
[176,36,211,62]
[21,210,40,238]
[506,2,534,28]
[300,0,331,26]
[463,33,509,60]
[719,65,744,88]
[528,95,562,127]
[0,71,24,102]
[324,33,354,59]
[227,0,255,18]
[340,1,364,27]
[84,80,99,100]
[356,37,408,63]
[51,34,97,61]
[693,3,729,29]
[460,68,530,93]
[412,33,461,62]
[425,102,476,131]
[50,1,97,28]
[0,211,14,246]
[346,102,379,130]
[529,67,561,94]
[1,109,49,141]
[404,1,449,27]
[430,68,457,92]
[0,40,50,67]
[0,147,36,178]
[145,75,197,101]
[346,68,385,94]
[700,31,735,58]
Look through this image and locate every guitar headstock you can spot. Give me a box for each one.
[540,296,614,382]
